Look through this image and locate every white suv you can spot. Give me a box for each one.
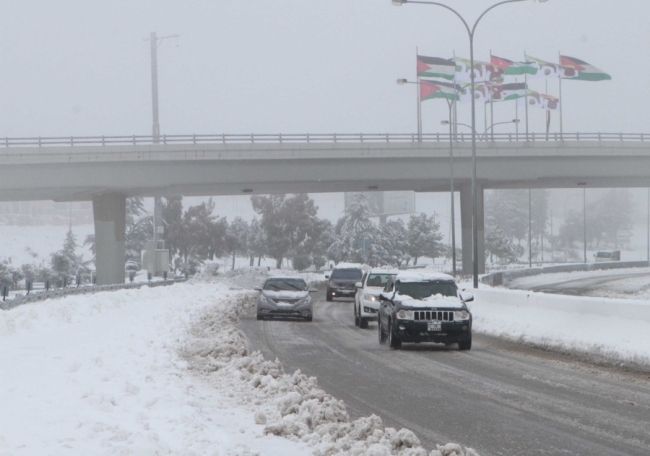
[354,269,398,328]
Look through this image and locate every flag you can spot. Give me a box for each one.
[490,55,538,76]
[560,55,611,81]
[525,54,564,78]
[527,90,560,110]
[454,57,495,83]
[417,55,456,81]
[491,82,528,101]
[420,80,460,101]
[458,82,491,104]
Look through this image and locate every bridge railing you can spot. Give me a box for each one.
[1,132,649,148]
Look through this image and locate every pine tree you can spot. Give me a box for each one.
[406,213,444,265]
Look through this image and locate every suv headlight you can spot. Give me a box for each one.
[454,310,471,321]
[363,293,377,302]
[396,310,412,320]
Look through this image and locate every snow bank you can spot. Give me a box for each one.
[471,287,650,366]
[0,283,310,455]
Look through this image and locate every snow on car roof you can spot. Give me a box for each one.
[369,268,399,275]
[395,270,455,283]
[334,263,368,270]
[267,274,306,281]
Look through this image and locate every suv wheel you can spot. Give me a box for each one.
[458,333,472,351]
[326,289,333,302]
[359,317,369,329]
[354,302,360,327]
[256,314,264,321]
[388,319,402,349]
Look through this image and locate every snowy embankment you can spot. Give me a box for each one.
[0,274,477,456]
[470,286,650,367]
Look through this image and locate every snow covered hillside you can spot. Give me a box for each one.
[0,275,476,456]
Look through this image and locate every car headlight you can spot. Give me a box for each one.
[454,310,471,321]
[363,293,377,302]
[298,295,312,305]
[259,294,273,305]
[396,310,412,320]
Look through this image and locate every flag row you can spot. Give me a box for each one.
[420,80,560,110]
[418,54,611,83]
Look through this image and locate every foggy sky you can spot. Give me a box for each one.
[1,0,647,137]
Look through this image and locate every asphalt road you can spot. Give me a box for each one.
[241,294,650,456]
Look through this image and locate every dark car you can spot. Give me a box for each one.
[326,265,364,301]
[377,271,473,350]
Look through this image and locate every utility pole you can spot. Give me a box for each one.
[528,188,532,268]
[148,32,179,251]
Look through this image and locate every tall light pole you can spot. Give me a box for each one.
[393,0,547,288]
[578,183,587,263]
[398,78,457,275]
[148,32,179,251]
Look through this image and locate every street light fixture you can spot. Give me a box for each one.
[393,0,547,288]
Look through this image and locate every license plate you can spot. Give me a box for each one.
[427,321,442,332]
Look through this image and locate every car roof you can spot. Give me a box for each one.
[369,268,399,275]
[266,275,306,281]
[395,270,455,283]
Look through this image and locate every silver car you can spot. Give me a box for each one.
[256,276,314,321]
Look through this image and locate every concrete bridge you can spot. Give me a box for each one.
[2,132,649,284]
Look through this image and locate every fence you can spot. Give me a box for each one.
[2,132,650,148]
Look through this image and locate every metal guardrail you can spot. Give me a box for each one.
[1,132,650,148]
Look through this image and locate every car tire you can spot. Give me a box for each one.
[256,314,264,321]
[354,302,359,327]
[388,319,402,349]
[458,333,472,351]
[378,318,387,345]
[359,317,369,329]
[326,289,333,302]
[305,315,313,322]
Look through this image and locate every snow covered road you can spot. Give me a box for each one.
[241,296,650,456]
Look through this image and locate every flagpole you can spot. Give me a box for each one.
[489,50,494,141]
[545,78,550,141]
[515,76,520,141]
[525,73,529,141]
[416,47,422,142]
[559,50,564,140]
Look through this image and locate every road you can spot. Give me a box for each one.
[241,294,650,456]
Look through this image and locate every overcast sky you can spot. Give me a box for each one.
[1,1,648,236]
[1,0,646,137]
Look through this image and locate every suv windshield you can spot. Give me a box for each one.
[396,281,457,300]
[331,269,362,280]
[366,273,394,287]
[263,278,307,291]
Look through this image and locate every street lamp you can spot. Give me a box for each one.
[393,0,547,288]
[442,118,519,140]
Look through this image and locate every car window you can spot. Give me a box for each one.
[331,268,362,280]
[396,281,457,299]
[383,278,394,292]
[263,278,308,291]
[366,273,394,287]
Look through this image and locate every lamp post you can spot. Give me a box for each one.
[397,78,457,275]
[442,118,519,140]
[393,0,548,288]
[148,32,179,252]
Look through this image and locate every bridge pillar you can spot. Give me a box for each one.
[460,184,485,275]
[92,193,126,285]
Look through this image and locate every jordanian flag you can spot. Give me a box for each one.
[560,55,611,81]
[490,55,538,76]
[491,82,528,101]
[417,55,456,81]
[420,80,460,101]
[454,57,494,83]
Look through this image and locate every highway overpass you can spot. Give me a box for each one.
[2,132,649,284]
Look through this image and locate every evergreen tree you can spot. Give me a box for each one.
[225,217,249,270]
[381,219,409,267]
[406,213,444,265]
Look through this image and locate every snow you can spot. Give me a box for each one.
[508,267,650,294]
[0,272,478,455]
[396,271,455,283]
[396,293,465,309]
[469,285,650,366]
[261,290,309,300]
